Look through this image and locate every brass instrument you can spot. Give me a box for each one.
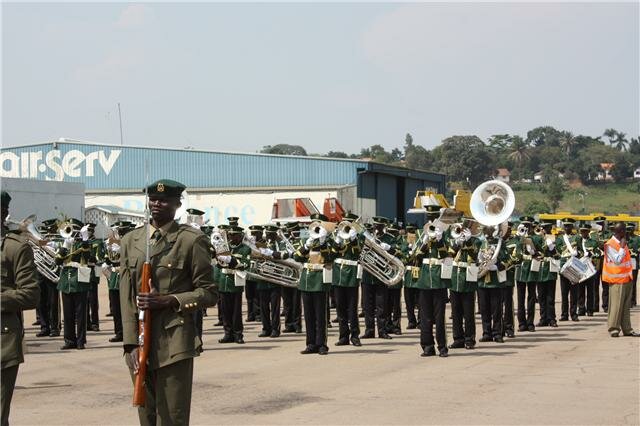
[469,180,516,278]
[210,227,230,255]
[6,215,61,282]
[245,239,302,288]
[359,229,405,286]
[58,220,80,240]
[335,220,363,243]
[276,229,296,254]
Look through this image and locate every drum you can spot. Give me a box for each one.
[560,256,597,284]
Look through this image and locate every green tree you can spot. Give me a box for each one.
[540,167,566,212]
[261,144,307,156]
[506,136,531,170]
[603,128,618,146]
[526,126,562,147]
[611,152,633,182]
[614,132,628,152]
[559,131,578,156]
[405,144,433,170]
[326,151,349,158]
[523,199,552,216]
[432,135,494,188]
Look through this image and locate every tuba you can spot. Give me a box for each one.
[470,180,515,278]
[244,238,302,288]
[358,229,406,286]
[7,215,61,283]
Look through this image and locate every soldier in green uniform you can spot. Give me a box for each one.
[86,223,105,332]
[212,223,231,327]
[35,218,62,338]
[516,216,539,332]
[556,218,584,322]
[244,223,261,323]
[592,216,610,312]
[449,219,481,350]
[56,218,94,350]
[385,222,403,335]
[216,226,252,344]
[401,223,420,330]
[119,179,217,425]
[477,225,510,343]
[294,213,335,355]
[281,221,303,333]
[503,222,520,337]
[256,225,289,338]
[577,223,602,316]
[330,212,362,347]
[626,223,639,307]
[535,221,559,327]
[413,205,450,357]
[104,221,135,342]
[1,191,40,426]
[361,216,398,340]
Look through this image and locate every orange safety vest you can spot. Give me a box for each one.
[602,237,633,284]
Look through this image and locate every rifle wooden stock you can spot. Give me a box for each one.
[133,261,152,407]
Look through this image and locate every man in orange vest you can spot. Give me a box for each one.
[603,222,639,337]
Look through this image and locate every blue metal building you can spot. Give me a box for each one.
[1,139,446,223]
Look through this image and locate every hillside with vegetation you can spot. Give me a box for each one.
[260,126,640,215]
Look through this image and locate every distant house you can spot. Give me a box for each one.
[634,167,640,180]
[494,168,510,183]
[595,163,615,181]
[533,171,564,183]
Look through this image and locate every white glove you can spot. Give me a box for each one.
[80,225,90,241]
[434,229,443,242]
[318,227,328,239]
[46,241,58,250]
[63,237,74,250]
[488,264,498,271]
[101,262,109,269]
[546,240,555,250]
[348,229,358,240]
[259,248,274,257]
[334,236,343,245]
[304,238,314,249]
[462,229,472,241]
[287,248,294,256]
[190,222,200,230]
[527,245,536,255]
[380,242,391,252]
[110,243,120,253]
[217,255,232,264]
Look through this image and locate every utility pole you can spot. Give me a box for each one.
[117,102,124,145]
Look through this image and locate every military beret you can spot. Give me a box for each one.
[186,208,205,216]
[200,225,215,235]
[285,221,300,230]
[144,179,186,198]
[627,223,636,231]
[387,222,400,231]
[519,216,534,224]
[227,226,244,235]
[608,223,616,229]
[227,216,239,226]
[248,225,264,231]
[405,223,417,231]
[562,218,576,226]
[217,224,230,230]
[68,218,84,227]
[593,216,607,222]
[364,223,373,231]
[112,220,133,228]
[1,191,11,206]
[372,216,390,225]
[579,223,591,231]
[86,222,97,229]
[310,213,329,222]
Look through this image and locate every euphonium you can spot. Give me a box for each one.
[358,229,405,286]
[7,215,61,283]
[336,220,363,241]
[210,227,230,255]
[245,238,302,288]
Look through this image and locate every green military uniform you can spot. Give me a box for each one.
[119,180,217,426]
[477,234,509,342]
[556,218,584,321]
[216,228,251,344]
[502,230,521,336]
[515,217,539,332]
[449,231,480,348]
[295,213,335,354]
[87,228,105,331]
[413,211,450,356]
[56,221,94,349]
[330,213,362,345]
[535,223,560,327]
[577,224,602,316]
[400,224,421,329]
[1,191,40,426]
[591,217,608,312]
[385,223,403,334]
[105,221,135,343]
[257,227,288,337]
[626,225,639,307]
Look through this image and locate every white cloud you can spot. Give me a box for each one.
[115,4,153,29]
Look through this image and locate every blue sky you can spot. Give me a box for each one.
[2,2,638,153]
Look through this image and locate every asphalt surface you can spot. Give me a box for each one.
[9,283,640,425]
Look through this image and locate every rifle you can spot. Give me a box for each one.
[133,163,153,407]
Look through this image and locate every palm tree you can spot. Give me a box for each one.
[614,132,628,151]
[507,136,531,170]
[603,128,618,147]
[559,131,577,155]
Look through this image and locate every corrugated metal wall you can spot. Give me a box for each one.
[1,142,369,191]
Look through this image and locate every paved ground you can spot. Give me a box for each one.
[9,283,640,425]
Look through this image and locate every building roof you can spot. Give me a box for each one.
[1,139,445,193]
[85,204,145,217]
[495,168,511,176]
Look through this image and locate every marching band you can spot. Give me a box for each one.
[6,182,640,358]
